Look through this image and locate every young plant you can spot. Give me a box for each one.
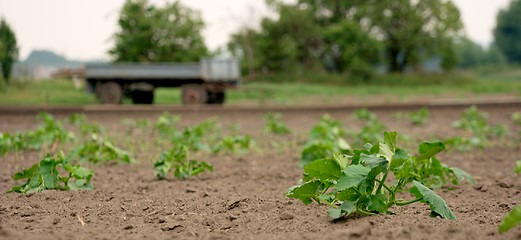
[512,113,521,125]
[287,132,473,220]
[9,153,94,193]
[499,205,521,234]
[212,134,255,155]
[67,113,104,137]
[409,107,430,126]
[155,112,181,138]
[172,119,222,152]
[264,112,291,135]
[499,161,521,233]
[70,134,134,164]
[301,115,351,166]
[154,145,213,180]
[352,108,377,121]
[447,106,508,150]
[347,118,387,148]
[0,112,74,156]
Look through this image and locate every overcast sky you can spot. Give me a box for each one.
[0,0,513,61]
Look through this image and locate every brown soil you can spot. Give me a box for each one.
[0,106,520,240]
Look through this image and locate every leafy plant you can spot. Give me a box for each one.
[447,106,508,150]
[9,153,94,193]
[499,161,521,233]
[171,119,222,152]
[264,112,291,135]
[352,108,377,121]
[154,145,213,180]
[301,115,351,166]
[70,134,134,164]
[349,108,388,147]
[212,134,255,155]
[0,112,74,156]
[67,113,104,136]
[287,132,473,220]
[409,107,430,126]
[499,205,521,234]
[155,112,180,137]
[513,113,521,124]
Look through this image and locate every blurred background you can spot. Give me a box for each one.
[0,0,521,106]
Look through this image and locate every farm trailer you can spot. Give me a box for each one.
[85,59,240,104]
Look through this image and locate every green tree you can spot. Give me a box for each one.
[110,0,207,62]
[298,0,463,73]
[0,18,19,82]
[454,37,507,69]
[494,0,521,64]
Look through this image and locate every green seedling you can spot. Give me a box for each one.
[70,134,134,164]
[155,112,181,137]
[352,108,377,121]
[498,160,521,233]
[409,107,430,126]
[9,152,94,193]
[301,115,351,166]
[516,160,521,175]
[212,134,255,155]
[264,112,291,135]
[447,106,508,150]
[512,113,521,125]
[0,112,74,156]
[499,205,521,234]
[172,119,222,152]
[287,132,473,220]
[67,113,104,136]
[154,145,213,180]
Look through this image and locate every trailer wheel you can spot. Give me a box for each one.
[98,82,123,104]
[181,84,208,104]
[207,91,226,104]
[131,90,154,104]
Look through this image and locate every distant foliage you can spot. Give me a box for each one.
[494,0,521,64]
[110,0,207,62]
[229,0,462,78]
[0,18,18,82]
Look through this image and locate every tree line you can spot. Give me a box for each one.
[2,0,521,83]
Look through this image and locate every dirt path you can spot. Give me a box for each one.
[0,106,520,240]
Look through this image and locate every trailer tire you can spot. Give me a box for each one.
[181,84,208,104]
[207,91,225,104]
[98,82,123,104]
[131,90,154,104]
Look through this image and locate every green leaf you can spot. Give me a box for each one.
[301,141,335,166]
[390,148,409,170]
[417,141,445,160]
[360,154,388,170]
[515,160,521,175]
[304,158,342,182]
[327,200,357,219]
[327,208,343,219]
[378,143,394,161]
[451,167,475,185]
[333,153,349,170]
[411,181,456,220]
[286,181,321,205]
[337,138,352,151]
[336,165,371,191]
[499,204,521,233]
[384,132,397,152]
[368,194,388,213]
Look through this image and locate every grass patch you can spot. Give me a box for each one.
[1,72,520,106]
